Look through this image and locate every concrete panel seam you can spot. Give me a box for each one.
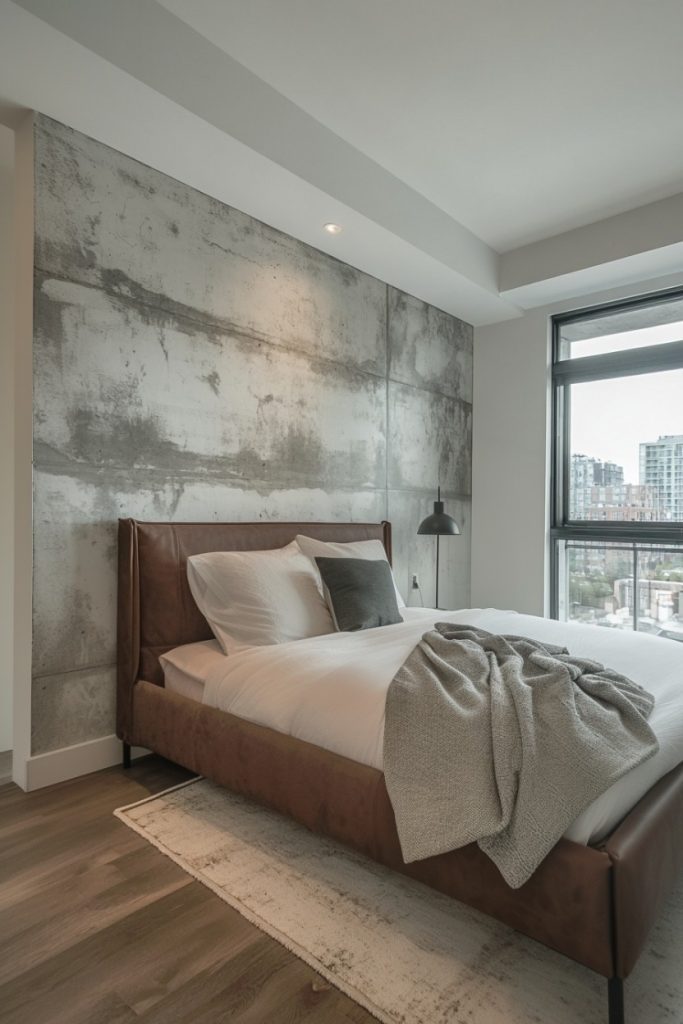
[32,661,116,684]
[33,266,389,388]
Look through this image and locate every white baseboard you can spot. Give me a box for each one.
[24,734,149,791]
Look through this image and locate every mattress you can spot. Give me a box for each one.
[160,607,683,846]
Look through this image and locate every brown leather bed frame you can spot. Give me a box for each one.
[116,518,683,1024]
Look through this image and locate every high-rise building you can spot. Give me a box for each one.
[585,483,663,521]
[639,435,683,521]
[570,455,624,519]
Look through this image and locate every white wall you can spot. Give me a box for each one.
[471,271,683,617]
[0,125,14,752]
[471,309,551,615]
[12,114,34,788]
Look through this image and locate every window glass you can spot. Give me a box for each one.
[553,290,683,636]
[564,321,683,360]
[558,294,683,358]
[637,548,683,639]
[568,368,683,522]
[558,542,683,641]
[560,542,634,630]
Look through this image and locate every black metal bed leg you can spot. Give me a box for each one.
[608,977,625,1024]
[122,742,131,770]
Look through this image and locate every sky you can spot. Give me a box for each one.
[569,323,683,483]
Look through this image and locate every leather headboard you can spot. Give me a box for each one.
[116,518,391,743]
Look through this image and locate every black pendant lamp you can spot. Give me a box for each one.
[417,486,460,609]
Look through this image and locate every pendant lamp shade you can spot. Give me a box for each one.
[417,486,460,537]
[417,486,460,608]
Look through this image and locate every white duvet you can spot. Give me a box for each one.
[163,608,683,846]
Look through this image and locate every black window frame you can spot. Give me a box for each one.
[550,286,683,619]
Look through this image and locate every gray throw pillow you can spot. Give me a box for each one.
[314,557,403,632]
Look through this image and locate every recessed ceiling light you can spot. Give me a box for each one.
[324,222,343,235]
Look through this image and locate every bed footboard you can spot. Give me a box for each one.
[130,680,616,977]
[605,761,683,978]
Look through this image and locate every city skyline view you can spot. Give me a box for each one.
[571,371,683,483]
[571,437,683,523]
[562,318,683,639]
[566,440,683,640]
[568,320,683,482]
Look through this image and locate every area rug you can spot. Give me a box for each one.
[115,779,683,1024]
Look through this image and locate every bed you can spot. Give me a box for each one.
[116,518,683,1024]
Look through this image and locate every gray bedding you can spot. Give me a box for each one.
[383,623,659,888]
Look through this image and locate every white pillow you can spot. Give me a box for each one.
[186,542,335,654]
[294,535,406,609]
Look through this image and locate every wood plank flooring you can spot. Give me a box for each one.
[0,756,374,1024]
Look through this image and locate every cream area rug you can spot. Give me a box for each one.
[115,779,683,1024]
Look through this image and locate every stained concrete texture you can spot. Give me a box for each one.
[31,665,116,756]
[388,287,473,403]
[31,115,473,755]
[34,116,387,378]
[34,276,386,491]
[387,382,471,495]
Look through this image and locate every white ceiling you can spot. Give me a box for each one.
[158,0,683,252]
[2,0,683,325]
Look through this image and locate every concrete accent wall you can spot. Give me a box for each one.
[31,115,472,756]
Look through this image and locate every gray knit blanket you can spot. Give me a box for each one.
[383,623,659,889]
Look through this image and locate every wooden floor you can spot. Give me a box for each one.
[0,756,374,1024]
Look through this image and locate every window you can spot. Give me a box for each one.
[551,290,683,639]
